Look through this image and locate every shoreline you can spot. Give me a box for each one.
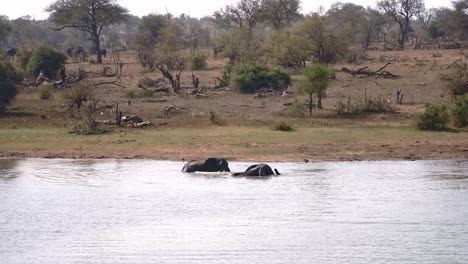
[1,126,467,162]
[1,152,467,163]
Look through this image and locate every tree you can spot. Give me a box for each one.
[417,8,434,42]
[377,0,425,49]
[297,64,330,116]
[136,14,166,49]
[261,0,301,30]
[299,13,349,64]
[0,15,12,48]
[214,0,264,36]
[26,45,67,79]
[0,62,21,112]
[46,0,128,63]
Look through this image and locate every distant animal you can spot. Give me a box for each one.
[101,49,107,58]
[3,48,17,60]
[232,164,280,177]
[66,46,86,62]
[182,158,231,173]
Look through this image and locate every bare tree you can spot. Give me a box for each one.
[46,0,128,63]
[214,0,264,36]
[377,0,425,49]
[417,8,434,42]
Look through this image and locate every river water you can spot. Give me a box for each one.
[0,159,467,264]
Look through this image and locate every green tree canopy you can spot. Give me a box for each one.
[297,64,331,115]
[0,15,13,47]
[46,0,128,63]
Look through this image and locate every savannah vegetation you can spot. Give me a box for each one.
[0,0,467,161]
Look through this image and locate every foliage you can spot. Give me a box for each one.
[297,64,330,115]
[62,85,94,109]
[37,82,53,100]
[136,14,166,49]
[215,28,264,64]
[417,104,450,131]
[288,101,306,117]
[377,0,424,49]
[222,64,234,84]
[327,4,386,51]
[190,51,208,70]
[453,93,468,127]
[440,62,468,97]
[262,0,301,30]
[46,0,129,63]
[208,110,222,125]
[26,46,66,79]
[274,121,294,132]
[264,29,309,69]
[0,62,20,112]
[270,13,349,65]
[0,15,13,45]
[231,64,290,94]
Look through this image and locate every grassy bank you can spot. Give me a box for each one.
[1,126,467,161]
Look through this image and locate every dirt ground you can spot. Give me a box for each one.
[0,48,467,162]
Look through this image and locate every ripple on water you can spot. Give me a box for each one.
[0,159,467,264]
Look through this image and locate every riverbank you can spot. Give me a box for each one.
[1,126,467,161]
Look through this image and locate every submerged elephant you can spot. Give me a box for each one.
[232,164,280,177]
[182,158,231,173]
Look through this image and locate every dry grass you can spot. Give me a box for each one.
[1,48,467,161]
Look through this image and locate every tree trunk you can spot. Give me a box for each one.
[92,33,102,64]
[309,93,313,117]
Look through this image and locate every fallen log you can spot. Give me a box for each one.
[341,62,401,79]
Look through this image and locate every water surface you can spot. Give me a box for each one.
[1,159,467,264]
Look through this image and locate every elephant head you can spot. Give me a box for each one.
[232,164,280,177]
[182,158,231,173]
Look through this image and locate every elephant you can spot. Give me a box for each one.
[6,48,16,60]
[232,164,280,177]
[182,158,231,173]
[66,46,86,62]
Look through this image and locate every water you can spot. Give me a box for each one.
[1,159,467,264]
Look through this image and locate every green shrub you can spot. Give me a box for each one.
[0,62,21,112]
[288,101,306,117]
[453,93,468,127]
[274,121,294,132]
[208,110,222,125]
[190,51,208,70]
[417,104,450,131]
[26,45,67,79]
[37,83,53,100]
[221,63,234,85]
[231,64,290,94]
[440,62,468,96]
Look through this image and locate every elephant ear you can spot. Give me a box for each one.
[245,164,258,172]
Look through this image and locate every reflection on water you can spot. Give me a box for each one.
[1,159,467,264]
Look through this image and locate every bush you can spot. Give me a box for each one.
[26,45,67,79]
[62,85,94,109]
[288,101,306,117]
[0,62,21,112]
[453,93,468,127]
[208,110,222,125]
[231,64,290,94]
[37,82,53,100]
[274,121,294,132]
[190,51,208,70]
[440,62,468,96]
[417,104,450,131]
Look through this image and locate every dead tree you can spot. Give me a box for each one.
[342,62,401,79]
